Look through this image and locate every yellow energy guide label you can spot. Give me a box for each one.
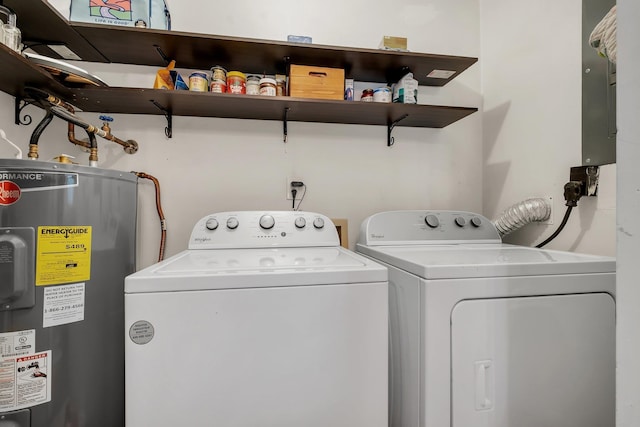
[36,226,92,286]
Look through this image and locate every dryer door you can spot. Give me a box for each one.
[451,293,614,427]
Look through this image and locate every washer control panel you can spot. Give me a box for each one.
[358,210,501,246]
[189,211,339,249]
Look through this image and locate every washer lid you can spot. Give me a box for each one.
[125,247,387,292]
[356,243,615,279]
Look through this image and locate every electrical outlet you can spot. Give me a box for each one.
[542,196,553,225]
[286,177,304,200]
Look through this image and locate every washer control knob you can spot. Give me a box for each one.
[313,217,325,229]
[425,214,439,228]
[205,218,219,230]
[470,217,482,228]
[259,214,275,230]
[455,217,466,227]
[226,217,239,230]
[294,217,307,229]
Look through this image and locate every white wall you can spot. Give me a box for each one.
[0,0,481,269]
[616,1,640,424]
[480,0,615,256]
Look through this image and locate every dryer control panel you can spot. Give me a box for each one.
[358,210,502,246]
[189,211,340,249]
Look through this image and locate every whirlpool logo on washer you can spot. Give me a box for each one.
[0,180,21,206]
[370,233,385,239]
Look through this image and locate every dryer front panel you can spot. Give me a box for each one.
[451,293,615,427]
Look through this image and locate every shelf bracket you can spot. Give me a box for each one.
[283,107,289,143]
[153,44,171,66]
[387,114,409,147]
[150,100,172,138]
[15,96,35,126]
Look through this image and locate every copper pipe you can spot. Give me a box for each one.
[133,172,167,262]
[23,87,138,154]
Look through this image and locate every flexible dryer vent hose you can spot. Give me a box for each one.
[492,197,551,237]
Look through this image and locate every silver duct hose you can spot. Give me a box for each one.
[492,198,552,237]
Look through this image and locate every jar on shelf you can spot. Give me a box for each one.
[246,75,261,95]
[361,88,374,102]
[226,71,247,94]
[275,75,287,96]
[189,72,209,92]
[210,65,227,82]
[373,87,391,103]
[259,77,277,96]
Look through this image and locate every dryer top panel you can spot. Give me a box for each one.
[356,243,615,279]
[358,210,501,246]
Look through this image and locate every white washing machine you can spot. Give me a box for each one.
[356,210,615,427]
[125,211,388,427]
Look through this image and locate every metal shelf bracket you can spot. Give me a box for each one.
[153,44,171,66]
[388,114,409,146]
[15,96,35,126]
[150,99,172,138]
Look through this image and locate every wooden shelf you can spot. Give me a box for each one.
[71,23,477,87]
[0,44,70,98]
[67,87,477,129]
[4,0,107,62]
[1,0,478,140]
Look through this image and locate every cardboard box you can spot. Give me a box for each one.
[379,36,408,51]
[289,65,345,100]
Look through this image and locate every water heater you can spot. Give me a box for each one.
[0,159,136,426]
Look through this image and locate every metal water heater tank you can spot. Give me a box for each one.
[0,159,137,427]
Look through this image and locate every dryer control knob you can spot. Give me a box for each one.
[294,217,307,229]
[470,217,482,228]
[425,214,439,228]
[313,217,325,229]
[455,217,466,227]
[205,218,219,230]
[226,217,239,230]
[259,215,275,230]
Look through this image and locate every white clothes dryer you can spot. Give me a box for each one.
[125,211,388,427]
[356,210,615,427]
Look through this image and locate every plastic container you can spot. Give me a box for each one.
[0,6,21,52]
[226,71,247,94]
[189,72,209,92]
[373,87,391,103]
[361,88,374,102]
[259,77,277,96]
[246,75,261,95]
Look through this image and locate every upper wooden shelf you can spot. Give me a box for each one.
[5,0,477,87]
[71,23,477,86]
[4,0,107,63]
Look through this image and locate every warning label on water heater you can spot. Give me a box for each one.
[36,226,92,286]
[0,350,52,411]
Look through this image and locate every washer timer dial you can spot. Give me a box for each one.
[259,215,275,230]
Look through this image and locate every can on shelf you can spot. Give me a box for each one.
[210,65,227,82]
[259,77,277,96]
[226,71,247,94]
[189,72,209,92]
[210,79,227,93]
[361,88,374,102]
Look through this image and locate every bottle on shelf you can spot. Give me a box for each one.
[0,5,21,52]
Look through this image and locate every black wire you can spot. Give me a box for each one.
[294,185,307,211]
[535,206,573,248]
